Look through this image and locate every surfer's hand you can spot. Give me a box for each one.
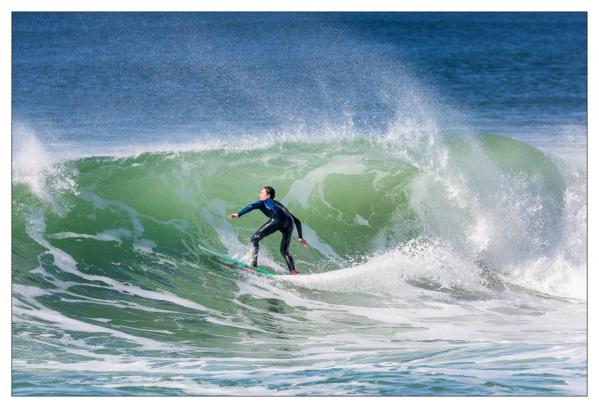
[298,238,309,248]
[227,213,239,220]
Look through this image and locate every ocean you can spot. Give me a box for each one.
[11,12,587,396]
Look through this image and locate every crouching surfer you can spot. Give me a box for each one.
[227,186,309,275]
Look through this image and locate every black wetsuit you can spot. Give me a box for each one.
[237,199,303,271]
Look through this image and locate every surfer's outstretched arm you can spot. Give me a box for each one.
[227,201,263,219]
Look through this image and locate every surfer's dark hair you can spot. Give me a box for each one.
[263,186,275,199]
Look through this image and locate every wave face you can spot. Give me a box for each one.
[12,129,587,396]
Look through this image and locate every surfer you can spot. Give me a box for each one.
[227,186,309,275]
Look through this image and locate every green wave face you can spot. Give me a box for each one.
[13,134,572,281]
[12,135,581,332]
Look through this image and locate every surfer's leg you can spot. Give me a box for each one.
[250,221,279,267]
[280,226,296,273]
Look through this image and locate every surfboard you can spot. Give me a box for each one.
[198,244,276,276]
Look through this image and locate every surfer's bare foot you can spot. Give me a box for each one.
[290,270,298,275]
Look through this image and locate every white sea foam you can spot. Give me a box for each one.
[47,229,128,244]
[280,238,489,297]
[12,288,169,349]
[12,124,79,211]
[12,123,54,198]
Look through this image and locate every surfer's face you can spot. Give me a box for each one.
[259,188,270,201]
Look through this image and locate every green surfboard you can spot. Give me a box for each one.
[198,244,276,276]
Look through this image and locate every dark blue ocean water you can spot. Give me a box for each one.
[12,12,587,146]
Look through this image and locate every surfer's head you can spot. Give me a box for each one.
[259,186,275,200]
